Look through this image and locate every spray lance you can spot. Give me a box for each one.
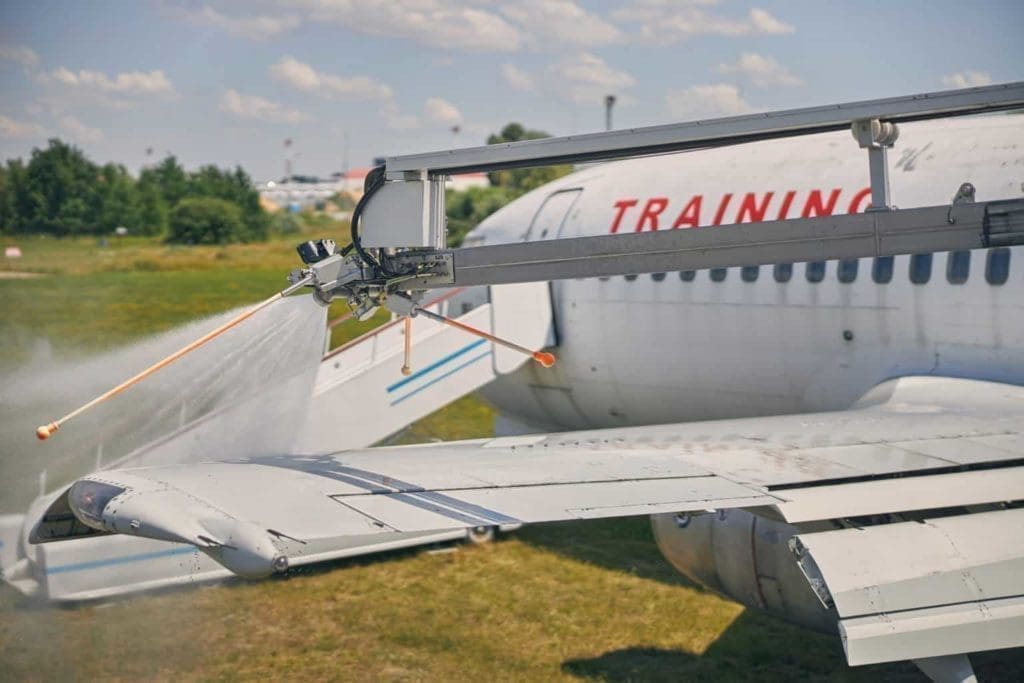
[35,276,312,441]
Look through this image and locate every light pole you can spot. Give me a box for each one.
[604,94,616,131]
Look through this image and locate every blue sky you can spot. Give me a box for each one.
[1,1,1022,181]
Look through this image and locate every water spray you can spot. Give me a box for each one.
[35,277,312,442]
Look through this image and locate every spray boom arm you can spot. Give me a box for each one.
[292,83,1024,322]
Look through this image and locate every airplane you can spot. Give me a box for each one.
[19,93,1024,680]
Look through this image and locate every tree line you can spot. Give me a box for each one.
[0,123,573,247]
[0,139,268,244]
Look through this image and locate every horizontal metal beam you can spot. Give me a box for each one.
[394,199,1024,290]
[386,82,1024,174]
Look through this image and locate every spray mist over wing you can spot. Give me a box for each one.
[0,295,327,511]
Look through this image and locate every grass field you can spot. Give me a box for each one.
[2,230,1021,681]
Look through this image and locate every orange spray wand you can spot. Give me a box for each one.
[35,277,311,442]
[412,305,555,368]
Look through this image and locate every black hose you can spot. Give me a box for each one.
[350,165,389,275]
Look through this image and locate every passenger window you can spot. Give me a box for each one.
[986,247,1011,285]
[680,270,696,282]
[773,263,792,283]
[805,261,825,283]
[837,259,858,283]
[651,272,666,282]
[741,265,759,282]
[710,268,727,282]
[624,274,638,281]
[872,256,894,284]
[946,251,970,285]
[909,253,932,284]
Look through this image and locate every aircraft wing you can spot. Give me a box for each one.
[36,376,1024,664]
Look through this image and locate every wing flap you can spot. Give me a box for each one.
[840,595,1024,666]
[336,476,778,531]
[794,508,1024,617]
[776,466,1024,522]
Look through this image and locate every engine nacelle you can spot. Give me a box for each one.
[651,510,837,634]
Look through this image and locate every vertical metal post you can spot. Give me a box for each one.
[867,145,891,211]
[604,95,616,131]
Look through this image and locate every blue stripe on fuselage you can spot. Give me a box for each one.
[386,339,487,394]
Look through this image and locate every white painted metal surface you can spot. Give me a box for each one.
[476,116,1024,430]
[796,508,1024,617]
[840,595,1024,666]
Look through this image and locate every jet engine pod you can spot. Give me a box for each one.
[651,510,838,634]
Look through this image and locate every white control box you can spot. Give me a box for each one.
[360,176,447,249]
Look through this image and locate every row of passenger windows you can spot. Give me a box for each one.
[616,249,1012,287]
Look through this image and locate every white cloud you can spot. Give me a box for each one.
[181,6,301,40]
[716,53,802,88]
[500,1,621,48]
[612,4,794,41]
[50,67,175,96]
[0,115,44,138]
[942,71,992,88]
[501,63,535,92]
[290,0,522,52]
[547,52,635,104]
[270,56,393,101]
[58,115,103,143]
[0,44,40,67]
[220,89,309,123]
[425,97,463,126]
[666,83,753,119]
[749,8,794,34]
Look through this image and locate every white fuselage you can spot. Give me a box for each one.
[475,116,1024,431]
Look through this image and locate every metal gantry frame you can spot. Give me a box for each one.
[299,83,1024,304]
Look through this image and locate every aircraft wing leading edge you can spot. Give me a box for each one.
[37,375,1024,665]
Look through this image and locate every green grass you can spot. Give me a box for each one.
[2,233,1021,681]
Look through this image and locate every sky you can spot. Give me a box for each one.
[1,0,1022,181]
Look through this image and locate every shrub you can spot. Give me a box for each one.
[167,197,247,245]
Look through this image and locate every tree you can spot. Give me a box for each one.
[186,164,268,241]
[139,156,188,208]
[167,197,246,244]
[446,186,513,247]
[95,162,142,234]
[485,123,573,193]
[443,123,574,246]
[19,139,101,236]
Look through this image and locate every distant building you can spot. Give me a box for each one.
[258,168,490,211]
[258,176,345,211]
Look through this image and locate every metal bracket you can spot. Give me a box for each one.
[852,119,899,212]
